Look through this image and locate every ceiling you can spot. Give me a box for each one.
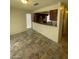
[10,0,60,11]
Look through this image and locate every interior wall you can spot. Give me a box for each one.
[10,8,27,35]
[32,3,61,42]
[26,14,32,28]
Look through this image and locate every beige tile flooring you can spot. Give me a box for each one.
[10,29,62,59]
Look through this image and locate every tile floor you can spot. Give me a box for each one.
[10,29,62,59]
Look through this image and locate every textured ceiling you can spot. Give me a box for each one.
[10,0,60,11]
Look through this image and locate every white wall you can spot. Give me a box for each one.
[32,3,61,42]
[10,8,27,35]
[26,14,32,28]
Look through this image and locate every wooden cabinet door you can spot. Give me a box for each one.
[50,9,58,21]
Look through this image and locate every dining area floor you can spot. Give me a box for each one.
[10,29,62,59]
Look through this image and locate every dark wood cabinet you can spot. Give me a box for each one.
[50,9,58,21]
[33,9,58,26]
[34,13,48,23]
